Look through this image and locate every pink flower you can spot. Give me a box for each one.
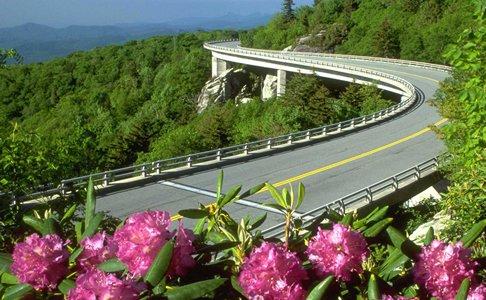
[113,211,196,278]
[168,222,196,278]
[238,242,307,300]
[468,284,486,300]
[78,232,117,271]
[11,233,69,290]
[413,240,478,300]
[382,295,417,300]
[306,224,368,281]
[68,268,144,300]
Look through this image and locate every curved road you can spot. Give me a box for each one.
[97,41,449,230]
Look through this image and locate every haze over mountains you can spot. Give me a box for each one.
[0,13,271,63]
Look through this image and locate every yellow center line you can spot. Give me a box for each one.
[171,118,447,221]
[256,118,447,193]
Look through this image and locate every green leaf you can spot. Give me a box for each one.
[231,276,244,296]
[250,213,267,230]
[386,226,420,259]
[264,203,285,211]
[0,253,12,274]
[424,227,435,245]
[85,177,96,229]
[153,277,167,295]
[306,276,334,300]
[165,278,227,300]
[455,278,470,300]
[366,206,389,223]
[193,218,206,235]
[22,215,56,236]
[216,171,224,200]
[240,183,265,199]
[367,274,380,300]
[69,247,83,264]
[460,219,486,248]
[80,212,103,240]
[98,258,126,273]
[75,221,83,243]
[60,204,78,223]
[282,187,291,207]
[197,241,239,253]
[1,273,18,285]
[363,218,393,237]
[327,209,343,223]
[58,279,75,295]
[341,213,354,226]
[2,284,33,300]
[296,183,305,210]
[144,241,174,287]
[219,185,242,207]
[178,209,209,219]
[265,183,286,208]
[379,248,410,281]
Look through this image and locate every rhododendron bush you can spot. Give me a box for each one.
[0,173,484,300]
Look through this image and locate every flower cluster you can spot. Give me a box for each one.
[78,231,117,271]
[68,268,144,300]
[11,234,69,290]
[168,222,197,277]
[238,242,307,300]
[113,211,196,278]
[468,284,486,300]
[307,223,369,281]
[413,240,478,299]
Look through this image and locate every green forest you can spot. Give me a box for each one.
[0,0,478,198]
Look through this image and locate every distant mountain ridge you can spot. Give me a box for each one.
[0,13,271,63]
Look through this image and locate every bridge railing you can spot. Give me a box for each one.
[261,156,441,237]
[206,40,452,72]
[16,40,424,201]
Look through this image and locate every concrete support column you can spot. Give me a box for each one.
[277,69,286,97]
[212,57,227,78]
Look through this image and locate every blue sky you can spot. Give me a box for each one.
[0,0,314,28]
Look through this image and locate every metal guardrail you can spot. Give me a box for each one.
[261,156,441,238]
[16,39,434,201]
[224,40,452,72]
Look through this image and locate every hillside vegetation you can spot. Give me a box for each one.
[0,0,476,197]
[241,0,475,63]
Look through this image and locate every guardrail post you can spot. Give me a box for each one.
[60,182,67,196]
[243,144,249,155]
[322,127,327,136]
[306,131,311,140]
[392,177,399,190]
[337,123,342,133]
[187,157,193,168]
[366,188,373,203]
[267,139,272,149]
[287,135,293,145]
[414,166,420,179]
[155,162,162,175]
[339,200,346,214]
[216,150,222,161]
[141,165,148,177]
[351,119,355,128]
[103,172,110,187]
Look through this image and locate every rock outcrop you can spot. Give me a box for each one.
[262,75,278,100]
[197,68,252,112]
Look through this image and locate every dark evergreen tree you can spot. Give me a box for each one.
[373,19,400,58]
[282,0,295,21]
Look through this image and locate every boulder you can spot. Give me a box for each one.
[197,68,251,112]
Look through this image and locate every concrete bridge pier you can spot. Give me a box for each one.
[277,69,286,97]
[212,57,228,78]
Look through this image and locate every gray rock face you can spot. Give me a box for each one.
[262,74,278,100]
[197,68,251,113]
